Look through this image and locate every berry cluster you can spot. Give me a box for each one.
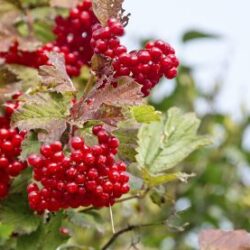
[90,18,179,96]
[0,42,39,68]
[27,125,129,212]
[36,0,99,76]
[0,93,27,198]
[91,18,125,58]
[0,0,99,77]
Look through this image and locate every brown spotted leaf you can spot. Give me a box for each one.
[199,229,250,250]
[71,76,143,127]
[92,0,124,25]
[90,54,115,91]
[11,93,71,143]
[39,52,76,93]
[92,103,124,127]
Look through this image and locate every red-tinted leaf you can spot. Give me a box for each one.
[11,93,70,144]
[199,229,250,250]
[92,0,124,25]
[39,52,76,93]
[71,76,143,128]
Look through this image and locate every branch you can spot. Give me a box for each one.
[101,221,165,250]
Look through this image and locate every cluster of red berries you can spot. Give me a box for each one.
[0,42,39,68]
[27,125,130,212]
[0,0,99,77]
[36,0,99,76]
[90,18,179,96]
[0,93,27,198]
[91,18,125,58]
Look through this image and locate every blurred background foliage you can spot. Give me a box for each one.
[0,0,250,250]
[146,33,250,249]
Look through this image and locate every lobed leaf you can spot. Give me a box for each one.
[71,76,143,128]
[136,107,211,177]
[11,92,71,143]
[0,194,40,234]
[17,213,67,250]
[39,52,76,93]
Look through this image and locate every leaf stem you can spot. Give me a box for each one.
[109,205,115,234]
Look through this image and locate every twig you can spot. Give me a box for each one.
[101,221,165,250]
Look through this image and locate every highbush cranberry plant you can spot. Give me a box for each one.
[0,0,210,249]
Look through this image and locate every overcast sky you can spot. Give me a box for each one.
[123,0,250,120]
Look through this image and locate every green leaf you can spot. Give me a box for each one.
[66,210,104,233]
[136,107,211,176]
[19,132,41,161]
[17,212,67,250]
[0,193,40,234]
[141,168,195,187]
[114,121,139,162]
[33,21,55,42]
[4,64,40,89]
[10,168,33,194]
[0,224,13,241]
[0,64,40,101]
[130,105,161,124]
[182,30,219,43]
[12,92,71,143]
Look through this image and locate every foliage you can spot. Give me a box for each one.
[0,0,244,250]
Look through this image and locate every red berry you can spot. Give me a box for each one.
[67,182,78,193]
[40,145,53,157]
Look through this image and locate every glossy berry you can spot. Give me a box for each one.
[0,0,100,77]
[0,93,26,199]
[27,125,129,212]
[90,18,179,96]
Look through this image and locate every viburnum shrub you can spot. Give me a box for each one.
[0,0,210,249]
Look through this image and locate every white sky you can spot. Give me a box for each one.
[123,0,250,119]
